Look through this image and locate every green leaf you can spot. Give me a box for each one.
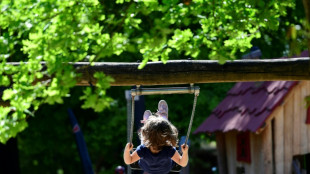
[2,89,14,101]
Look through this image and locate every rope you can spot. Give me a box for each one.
[184,93,198,146]
[129,95,135,145]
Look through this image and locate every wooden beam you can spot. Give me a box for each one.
[7,57,310,86]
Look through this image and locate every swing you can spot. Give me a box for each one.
[128,85,200,173]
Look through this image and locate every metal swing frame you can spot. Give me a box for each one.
[128,85,200,172]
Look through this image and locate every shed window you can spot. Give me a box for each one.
[236,132,251,163]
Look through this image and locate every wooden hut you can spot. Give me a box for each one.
[195,81,310,174]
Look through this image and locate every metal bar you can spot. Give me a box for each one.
[129,95,135,145]
[125,90,131,143]
[131,86,200,96]
[125,90,132,174]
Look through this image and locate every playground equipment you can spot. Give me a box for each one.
[128,85,200,172]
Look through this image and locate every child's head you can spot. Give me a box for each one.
[139,115,178,151]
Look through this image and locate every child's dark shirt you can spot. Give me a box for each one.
[136,144,176,174]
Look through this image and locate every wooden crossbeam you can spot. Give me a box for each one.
[7,57,310,86]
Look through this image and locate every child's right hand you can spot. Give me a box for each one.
[125,143,133,152]
[181,144,189,154]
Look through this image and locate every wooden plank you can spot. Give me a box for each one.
[248,133,263,174]
[293,85,301,155]
[300,81,308,154]
[274,106,284,174]
[243,161,251,174]
[7,57,310,86]
[215,132,228,174]
[262,122,273,173]
[284,96,294,173]
[306,81,310,152]
[225,131,237,174]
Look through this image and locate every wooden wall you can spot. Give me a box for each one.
[220,81,310,174]
[274,81,310,174]
[223,130,269,174]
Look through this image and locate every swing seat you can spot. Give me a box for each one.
[129,161,141,170]
[130,161,182,173]
[130,148,183,172]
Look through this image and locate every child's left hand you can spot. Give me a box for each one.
[125,143,133,152]
[181,144,189,154]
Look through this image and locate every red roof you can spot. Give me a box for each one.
[194,81,298,133]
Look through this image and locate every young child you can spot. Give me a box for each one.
[123,100,189,174]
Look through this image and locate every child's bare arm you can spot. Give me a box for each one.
[123,143,140,165]
[171,144,189,167]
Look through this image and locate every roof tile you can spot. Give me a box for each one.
[194,81,298,133]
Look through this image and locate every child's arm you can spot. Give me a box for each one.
[123,143,140,165]
[171,144,189,167]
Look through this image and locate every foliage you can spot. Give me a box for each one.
[251,0,308,58]
[0,0,305,173]
[0,0,307,173]
[285,0,309,56]
[18,86,128,174]
[0,0,297,143]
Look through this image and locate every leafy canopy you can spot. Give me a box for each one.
[0,0,295,143]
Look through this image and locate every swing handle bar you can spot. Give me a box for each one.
[131,86,200,96]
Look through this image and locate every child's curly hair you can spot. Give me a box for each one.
[139,115,178,151]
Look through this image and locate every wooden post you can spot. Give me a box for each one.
[306,81,310,153]
[284,96,294,173]
[274,106,284,174]
[262,122,273,173]
[72,58,310,86]
[225,131,237,174]
[300,82,308,154]
[6,57,310,86]
[215,132,228,174]
[293,86,301,156]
